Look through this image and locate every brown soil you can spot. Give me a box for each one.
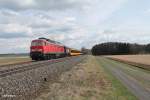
[107,55,150,65]
[0,57,31,66]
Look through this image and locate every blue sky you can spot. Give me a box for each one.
[0,0,150,53]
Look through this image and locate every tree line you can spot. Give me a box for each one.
[81,47,91,54]
[92,42,150,55]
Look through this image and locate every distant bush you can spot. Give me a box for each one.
[145,44,150,53]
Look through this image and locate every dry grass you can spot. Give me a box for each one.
[107,55,150,65]
[35,56,114,100]
[0,56,31,66]
[35,56,136,100]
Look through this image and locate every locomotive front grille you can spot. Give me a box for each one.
[30,52,44,60]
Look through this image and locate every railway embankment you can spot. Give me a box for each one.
[0,56,85,100]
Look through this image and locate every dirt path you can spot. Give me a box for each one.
[98,57,150,100]
[35,56,136,100]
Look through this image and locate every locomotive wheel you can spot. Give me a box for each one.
[47,55,50,60]
[46,55,48,60]
[42,54,46,60]
[53,54,57,59]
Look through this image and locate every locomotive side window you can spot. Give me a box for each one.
[45,42,48,46]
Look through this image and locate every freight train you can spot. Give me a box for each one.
[30,38,82,60]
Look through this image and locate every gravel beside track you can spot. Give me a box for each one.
[0,55,86,100]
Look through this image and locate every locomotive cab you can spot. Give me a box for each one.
[30,40,46,60]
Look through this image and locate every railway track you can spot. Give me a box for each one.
[0,55,86,100]
[0,56,83,78]
[0,61,35,71]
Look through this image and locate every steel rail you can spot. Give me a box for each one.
[0,56,83,78]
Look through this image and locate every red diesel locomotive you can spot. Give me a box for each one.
[30,37,82,60]
[30,38,70,60]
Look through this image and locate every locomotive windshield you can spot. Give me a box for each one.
[31,41,44,46]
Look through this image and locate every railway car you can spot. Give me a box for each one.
[69,48,83,56]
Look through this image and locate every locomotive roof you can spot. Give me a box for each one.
[38,37,63,45]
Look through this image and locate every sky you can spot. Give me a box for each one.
[0,0,150,53]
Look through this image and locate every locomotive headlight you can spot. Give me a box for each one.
[38,49,43,51]
[31,49,42,52]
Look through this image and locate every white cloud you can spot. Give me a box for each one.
[1,0,150,53]
[0,38,31,53]
[144,9,150,15]
[0,0,90,11]
[0,23,32,38]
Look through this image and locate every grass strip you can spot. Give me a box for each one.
[96,57,137,100]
